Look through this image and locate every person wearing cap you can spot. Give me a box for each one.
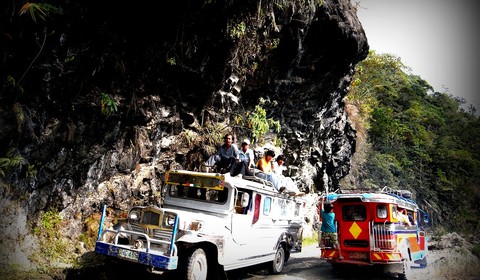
[239,139,255,170]
[229,138,255,177]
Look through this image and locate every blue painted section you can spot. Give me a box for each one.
[411,251,428,268]
[413,255,428,268]
[169,215,178,256]
[326,194,338,200]
[95,241,178,270]
[97,205,106,241]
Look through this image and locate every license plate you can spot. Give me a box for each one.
[118,248,139,261]
[349,252,367,259]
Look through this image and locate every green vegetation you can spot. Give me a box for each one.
[19,2,62,23]
[16,3,62,86]
[31,208,70,269]
[473,243,480,259]
[178,122,226,155]
[166,57,177,66]
[229,21,246,39]
[235,104,281,145]
[100,92,118,116]
[345,51,480,234]
[80,213,102,250]
[0,148,26,177]
[247,105,280,142]
[302,233,318,246]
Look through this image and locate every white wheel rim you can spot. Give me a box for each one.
[274,248,284,271]
[192,256,207,280]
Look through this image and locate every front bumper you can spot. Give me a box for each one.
[95,241,178,270]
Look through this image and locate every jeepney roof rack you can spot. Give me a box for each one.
[325,187,418,207]
[242,175,276,189]
[335,188,381,194]
[381,186,417,206]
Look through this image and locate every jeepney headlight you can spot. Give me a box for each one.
[163,213,176,227]
[133,239,144,249]
[128,209,141,221]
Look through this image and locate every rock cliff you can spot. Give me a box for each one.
[0,0,368,270]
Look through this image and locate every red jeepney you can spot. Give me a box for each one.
[319,188,428,280]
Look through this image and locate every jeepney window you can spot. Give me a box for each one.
[263,197,272,215]
[169,185,228,204]
[279,199,287,216]
[407,210,415,225]
[377,205,388,219]
[343,205,366,221]
[294,202,302,216]
[392,205,398,219]
[235,190,251,214]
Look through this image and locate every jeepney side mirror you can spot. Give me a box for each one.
[423,214,429,224]
[241,193,250,207]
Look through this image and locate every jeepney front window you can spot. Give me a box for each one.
[377,205,388,219]
[343,205,366,221]
[169,185,228,204]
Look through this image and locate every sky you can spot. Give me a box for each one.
[356,0,480,110]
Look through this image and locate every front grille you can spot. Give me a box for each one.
[141,211,160,226]
[372,224,395,249]
[129,222,174,242]
[129,223,146,233]
[153,229,173,241]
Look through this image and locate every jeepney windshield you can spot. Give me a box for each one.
[342,205,367,221]
[166,171,228,204]
[169,185,229,204]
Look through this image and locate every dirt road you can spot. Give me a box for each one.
[225,244,401,280]
[63,244,458,280]
[227,244,473,280]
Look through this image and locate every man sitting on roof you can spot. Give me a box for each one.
[204,133,239,173]
[254,150,303,196]
[254,150,282,191]
[229,138,255,177]
[272,154,304,196]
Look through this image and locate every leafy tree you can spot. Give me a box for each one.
[344,51,480,233]
[234,104,281,145]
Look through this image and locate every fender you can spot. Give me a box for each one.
[177,232,225,263]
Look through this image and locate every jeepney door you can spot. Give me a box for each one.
[228,190,255,256]
[229,190,277,261]
[337,203,370,258]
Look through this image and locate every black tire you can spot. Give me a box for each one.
[284,250,291,262]
[267,245,285,274]
[331,263,343,275]
[182,248,208,280]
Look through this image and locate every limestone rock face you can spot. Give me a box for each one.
[0,0,368,268]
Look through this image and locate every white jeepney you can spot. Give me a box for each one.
[95,170,305,279]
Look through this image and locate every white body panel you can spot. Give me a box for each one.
[163,171,304,271]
